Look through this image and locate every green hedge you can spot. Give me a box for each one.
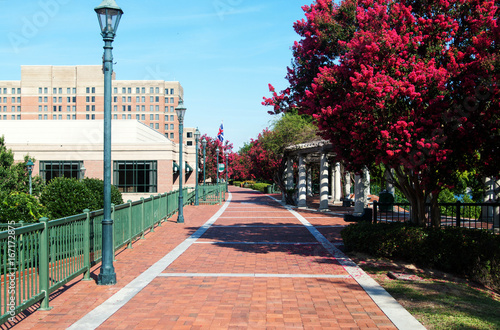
[250,183,270,193]
[40,177,123,219]
[341,222,500,291]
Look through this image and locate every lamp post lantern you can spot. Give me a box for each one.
[95,0,123,285]
[225,150,229,192]
[26,159,34,195]
[216,147,220,183]
[194,128,200,206]
[202,137,207,187]
[176,98,187,223]
[80,164,86,182]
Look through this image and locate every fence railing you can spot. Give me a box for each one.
[0,183,227,324]
[373,200,500,232]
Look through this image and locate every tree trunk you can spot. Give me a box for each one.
[429,193,441,228]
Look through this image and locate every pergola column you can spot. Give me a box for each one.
[319,153,329,211]
[306,166,313,197]
[297,155,307,209]
[286,157,294,191]
[354,168,370,216]
[333,162,342,202]
[345,172,351,198]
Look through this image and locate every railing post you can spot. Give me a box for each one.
[150,195,155,232]
[456,201,461,227]
[38,217,52,311]
[158,194,163,226]
[127,201,133,249]
[111,203,116,261]
[140,197,145,239]
[373,200,378,224]
[83,209,91,281]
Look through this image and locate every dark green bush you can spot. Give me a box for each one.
[82,178,123,208]
[0,192,47,223]
[341,222,500,291]
[233,181,242,187]
[251,183,270,193]
[40,177,98,219]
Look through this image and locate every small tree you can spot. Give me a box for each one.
[40,177,98,219]
[0,192,47,223]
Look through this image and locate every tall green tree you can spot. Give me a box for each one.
[0,135,44,196]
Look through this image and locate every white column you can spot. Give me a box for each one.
[483,177,494,220]
[354,169,370,216]
[345,172,351,198]
[307,166,313,197]
[494,179,499,230]
[385,168,395,195]
[286,158,294,191]
[297,155,307,208]
[334,162,342,201]
[319,153,329,211]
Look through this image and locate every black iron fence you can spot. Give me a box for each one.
[373,200,500,232]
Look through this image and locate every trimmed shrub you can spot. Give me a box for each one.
[0,192,47,223]
[341,222,500,291]
[233,181,242,187]
[82,178,123,208]
[251,183,270,193]
[40,177,98,219]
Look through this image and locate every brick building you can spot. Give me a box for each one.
[0,65,190,144]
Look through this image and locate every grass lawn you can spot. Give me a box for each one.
[348,252,500,329]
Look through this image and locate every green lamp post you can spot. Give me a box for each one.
[194,128,200,206]
[95,0,123,285]
[216,147,220,183]
[225,149,229,192]
[176,98,187,223]
[202,137,207,187]
[26,159,34,195]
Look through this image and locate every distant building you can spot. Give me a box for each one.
[0,65,185,143]
[0,120,197,200]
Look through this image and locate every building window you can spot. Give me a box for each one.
[122,87,126,94]
[141,96,145,103]
[44,114,47,120]
[92,87,95,94]
[114,114,117,119]
[187,132,193,138]
[141,105,145,111]
[72,115,76,120]
[165,89,169,95]
[150,123,154,128]
[38,114,42,120]
[127,114,131,119]
[170,89,174,95]
[92,114,95,120]
[165,124,168,130]
[86,114,90,120]
[113,161,157,193]
[155,87,159,94]
[39,96,42,102]
[155,123,159,129]
[150,96,154,102]
[122,105,126,111]
[53,114,57,120]
[150,87,154,94]
[122,114,126,119]
[44,97,48,102]
[170,124,174,130]
[128,87,132,94]
[141,114,145,120]
[67,115,70,120]
[39,106,42,112]
[44,105,47,111]
[155,114,159,120]
[141,87,145,93]
[67,88,71,94]
[86,87,90,93]
[170,106,174,112]
[73,88,76,94]
[170,115,174,121]
[39,87,42,94]
[122,96,126,102]
[170,97,174,103]
[170,133,174,139]
[187,141,193,146]
[114,105,117,112]
[136,114,140,120]
[136,87,140,94]
[92,105,95,111]
[114,87,118,94]
[149,114,154,120]
[136,96,140,103]
[40,161,84,182]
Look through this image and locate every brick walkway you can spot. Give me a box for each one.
[4,186,424,329]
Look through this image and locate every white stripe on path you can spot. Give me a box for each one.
[67,193,233,330]
[266,195,426,330]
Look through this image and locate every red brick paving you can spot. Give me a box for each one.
[4,186,397,329]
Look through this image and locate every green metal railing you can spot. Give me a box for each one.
[0,183,226,324]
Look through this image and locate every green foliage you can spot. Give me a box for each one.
[0,192,47,223]
[0,136,44,196]
[250,183,270,193]
[40,177,98,219]
[262,113,319,155]
[39,177,124,219]
[82,178,124,208]
[233,181,242,187]
[342,223,500,291]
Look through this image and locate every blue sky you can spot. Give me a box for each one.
[0,0,311,150]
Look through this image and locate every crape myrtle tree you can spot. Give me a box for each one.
[233,113,319,203]
[264,0,499,226]
[199,134,235,184]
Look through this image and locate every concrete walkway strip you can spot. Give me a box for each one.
[267,196,426,330]
[158,273,351,279]
[68,193,233,330]
[193,241,321,245]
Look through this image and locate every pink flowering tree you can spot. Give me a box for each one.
[264,0,499,225]
[199,134,235,184]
